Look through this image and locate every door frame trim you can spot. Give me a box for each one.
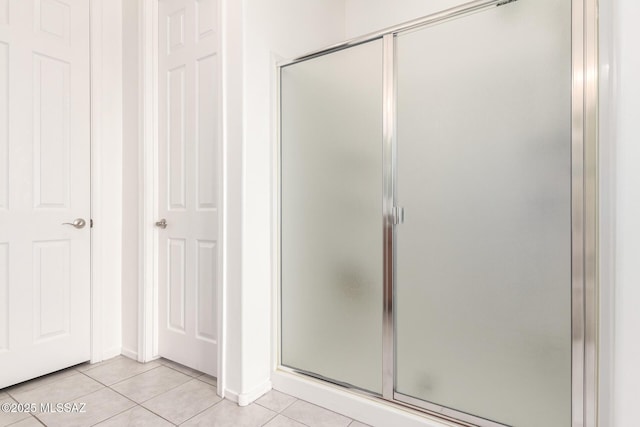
[138,0,158,368]
[89,0,102,364]
[89,0,119,364]
[90,0,128,363]
[138,0,224,395]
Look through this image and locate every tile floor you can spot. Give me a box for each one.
[0,356,369,427]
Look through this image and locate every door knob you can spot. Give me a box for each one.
[62,218,86,229]
[155,218,167,229]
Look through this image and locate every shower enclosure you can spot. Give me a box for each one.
[277,0,597,426]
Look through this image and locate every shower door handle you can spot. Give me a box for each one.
[392,206,405,225]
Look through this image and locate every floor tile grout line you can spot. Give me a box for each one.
[175,397,226,426]
[10,374,107,408]
[75,356,124,374]
[87,403,176,427]
[280,400,355,426]
[291,399,356,423]
[4,367,78,400]
[258,408,279,427]
[1,392,17,402]
[279,413,313,427]
[157,361,219,385]
[84,401,139,427]
[160,364,203,379]
[89,364,166,388]
[128,375,222,427]
[16,413,46,427]
[193,376,217,388]
[100,371,217,426]
[76,370,114,388]
[157,359,218,380]
[254,396,298,414]
[257,411,314,427]
[28,384,128,426]
[2,412,35,427]
[278,397,298,413]
[32,413,46,426]
[32,407,47,425]
[103,381,153,406]
[79,362,163,388]
[129,402,178,427]
[104,370,195,409]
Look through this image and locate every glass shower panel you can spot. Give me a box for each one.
[280,40,383,393]
[395,0,572,426]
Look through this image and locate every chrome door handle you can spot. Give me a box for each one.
[155,218,167,229]
[392,206,405,225]
[62,218,86,229]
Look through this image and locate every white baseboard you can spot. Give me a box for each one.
[271,370,458,427]
[225,380,272,407]
[121,347,138,360]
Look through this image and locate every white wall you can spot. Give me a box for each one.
[220,0,243,397]
[345,0,463,38]
[612,0,640,426]
[223,0,346,402]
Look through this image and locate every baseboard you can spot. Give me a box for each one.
[225,379,272,407]
[272,370,458,427]
[121,347,138,360]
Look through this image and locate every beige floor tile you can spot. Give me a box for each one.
[348,422,371,427]
[74,356,124,373]
[83,357,161,385]
[181,399,276,427]
[255,391,297,413]
[282,401,351,427]
[197,374,217,387]
[0,392,8,400]
[264,414,308,427]
[10,372,103,406]
[111,366,191,403]
[0,396,31,426]
[35,388,135,427]
[95,406,173,427]
[142,378,221,425]
[159,359,203,377]
[5,368,77,397]
[5,416,44,427]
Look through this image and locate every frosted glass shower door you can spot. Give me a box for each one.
[280,39,383,393]
[394,1,572,426]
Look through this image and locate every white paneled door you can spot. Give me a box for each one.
[0,0,90,388]
[157,0,219,376]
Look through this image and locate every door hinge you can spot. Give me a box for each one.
[392,206,405,225]
[90,219,94,228]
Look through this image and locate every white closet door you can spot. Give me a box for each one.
[0,0,91,388]
[157,0,219,376]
